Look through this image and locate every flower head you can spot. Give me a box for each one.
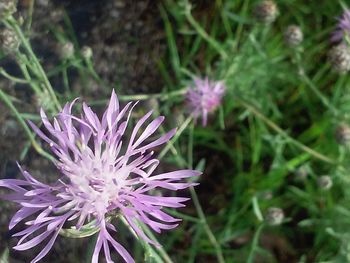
[186,77,225,126]
[332,9,350,43]
[0,90,201,263]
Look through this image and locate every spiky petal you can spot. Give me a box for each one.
[0,90,201,263]
[332,9,350,43]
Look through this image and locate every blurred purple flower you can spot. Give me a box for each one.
[186,77,226,126]
[332,9,350,43]
[0,90,201,263]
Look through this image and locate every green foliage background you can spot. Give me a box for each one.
[2,0,350,262]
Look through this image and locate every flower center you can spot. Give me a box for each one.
[88,178,106,193]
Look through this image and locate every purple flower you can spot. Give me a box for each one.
[332,9,350,43]
[186,77,226,126]
[0,90,201,263]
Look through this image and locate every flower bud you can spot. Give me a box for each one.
[284,25,303,47]
[335,123,350,145]
[254,0,278,24]
[0,27,19,53]
[328,44,350,73]
[81,45,92,60]
[295,165,309,180]
[58,41,74,59]
[317,175,333,190]
[265,207,284,226]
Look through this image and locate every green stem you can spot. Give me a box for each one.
[184,5,228,59]
[0,88,54,161]
[16,53,43,95]
[158,114,224,262]
[300,73,337,116]
[187,121,194,169]
[85,58,107,88]
[85,235,98,263]
[294,51,338,116]
[189,186,226,263]
[6,17,61,112]
[185,118,225,262]
[246,224,265,263]
[233,0,250,51]
[139,222,174,263]
[122,89,187,101]
[158,116,192,160]
[252,196,264,222]
[0,247,9,263]
[120,216,174,263]
[90,89,187,105]
[236,96,336,164]
[25,0,35,33]
[0,68,28,83]
[159,4,181,79]
[163,208,201,223]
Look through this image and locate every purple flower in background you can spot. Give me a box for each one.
[0,90,201,263]
[332,9,350,43]
[186,77,226,126]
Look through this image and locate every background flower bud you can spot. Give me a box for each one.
[0,0,17,19]
[328,44,350,73]
[284,25,303,47]
[254,0,278,24]
[58,41,74,59]
[0,27,19,53]
[81,45,92,60]
[265,207,284,226]
[317,175,333,190]
[335,123,350,145]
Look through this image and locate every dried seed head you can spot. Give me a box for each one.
[81,45,92,60]
[328,44,350,73]
[0,0,17,19]
[335,123,350,145]
[58,41,74,59]
[284,25,303,47]
[317,175,333,190]
[0,27,19,53]
[265,207,284,226]
[254,0,278,24]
